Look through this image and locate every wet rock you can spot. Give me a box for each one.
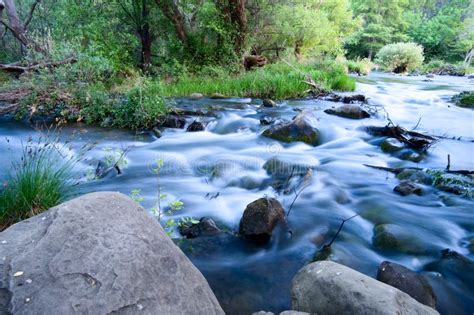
[280,311,310,315]
[381,138,405,153]
[324,105,370,119]
[426,73,435,78]
[161,115,186,128]
[262,99,277,107]
[253,312,274,315]
[394,181,422,196]
[291,261,438,315]
[373,224,439,255]
[0,192,224,315]
[260,116,274,125]
[468,75,474,80]
[179,217,223,239]
[187,120,206,132]
[189,92,204,100]
[377,261,437,309]
[239,197,286,242]
[262,111,320,146]
[210,93,226,99]
[152,127,162,138]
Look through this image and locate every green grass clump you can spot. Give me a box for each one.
[0,134,80,229]
[160,61,355,99]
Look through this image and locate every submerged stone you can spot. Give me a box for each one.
[262,111,320,146]
[373,224,439,255]
[381,138,405,153]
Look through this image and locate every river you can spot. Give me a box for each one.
[0,72,473,314]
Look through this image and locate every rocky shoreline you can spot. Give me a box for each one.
[3,192,468,314]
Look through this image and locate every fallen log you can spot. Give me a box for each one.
[0,57,77,74]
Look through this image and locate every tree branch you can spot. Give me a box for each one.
[24,0,41,29]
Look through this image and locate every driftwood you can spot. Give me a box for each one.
[365,125,436,152]
[364,164,474,176]
[0,57,77,74]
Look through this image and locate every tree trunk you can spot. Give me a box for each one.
[139,0,152,73]
[215,0,247,55]
[465,48,473,67]
[155,0,188,43]
[139,28,152,72]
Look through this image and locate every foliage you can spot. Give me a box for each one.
[375,42,424,72]
[0,132,87,228]
[347,58,374,75]
[346,0,410,59]
[406,0,473,62]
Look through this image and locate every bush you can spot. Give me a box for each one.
[376,42,424,73]
[0,133,81,229]
[347,58,374,75]
[452,91,474,108]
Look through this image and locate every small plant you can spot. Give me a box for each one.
[103,147,128,169]
[130,189,145,203]
[148,158,185,236]
[376,42,424,73]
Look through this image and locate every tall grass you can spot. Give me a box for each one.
[159,61,355,99]
[0,132,85,229]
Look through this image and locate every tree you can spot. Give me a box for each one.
[346,0,409,59]
[215,0,247,55]
[406,0,473,61]
[248,0,357,60]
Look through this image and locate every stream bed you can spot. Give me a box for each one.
[0,73,473,314]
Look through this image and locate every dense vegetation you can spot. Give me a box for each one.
[0,0,472,129]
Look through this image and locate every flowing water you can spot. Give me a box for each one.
[0,73,473,314]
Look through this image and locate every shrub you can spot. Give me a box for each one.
[452,91,474,108]
[376,42,424,73]
[347,58,374,75]
[0,133,83,229]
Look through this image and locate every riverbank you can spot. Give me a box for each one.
[0,60,354,130]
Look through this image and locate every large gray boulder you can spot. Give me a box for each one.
[291,261,439,315]
[0,192,224,315]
